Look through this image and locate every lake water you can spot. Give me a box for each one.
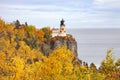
[67,29,120,67]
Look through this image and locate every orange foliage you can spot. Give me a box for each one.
[0,18,119,80]
[35,29,44,41]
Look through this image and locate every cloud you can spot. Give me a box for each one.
[94,0,120,9]
[0,4,84,13]
[0,0,120,28]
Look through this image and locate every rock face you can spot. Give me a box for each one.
[40,35,78,57]
[50,37,77,57]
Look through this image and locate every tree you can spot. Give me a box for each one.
[35,29,44,41]
[26,25,36,38]
[25,25,36,48]
[0,18,5,31]
[25,22,28,26]
[17,41,31,60]
[40,46,75,80]
[15,20,21,29]
[115,58,120,68]
[90,63,97,72]
[99,49,115,79]
[42,27,51,40]
[89,63,106,80]
[10,56,25,80]
[111,58,120,80]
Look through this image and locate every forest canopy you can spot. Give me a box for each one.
[0,18,120,80]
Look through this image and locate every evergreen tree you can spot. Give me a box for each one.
[99,49,115,79]
[15,20,21,29]
[90,63,97,72]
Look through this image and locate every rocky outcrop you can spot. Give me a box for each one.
[40,35,78,57]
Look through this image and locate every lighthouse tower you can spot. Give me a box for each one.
[51,19,66,37]
[59,19,66,36]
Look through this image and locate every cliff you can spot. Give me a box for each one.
[41,35,78,57]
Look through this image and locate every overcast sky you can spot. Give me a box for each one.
[0,0,120,28]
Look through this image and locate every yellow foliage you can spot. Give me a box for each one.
[36,29,44,41]
[5,23,14,33]
[0,18,112,80]
[0,18,5,31]
[0,52,6,60]
[17,41,31,59]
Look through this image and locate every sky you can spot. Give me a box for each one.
[0,0,120,28]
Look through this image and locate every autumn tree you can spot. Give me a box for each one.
[17,41,31,61]
[14,20,21,29]
[39,46,75,80]
[42,27,51,40]
[1,18,119,80]
[35,29,44,41]
[115,58,120,68]
[10,56,25,80]
[0,18,5,31]
[90,63,97,72]
[111,58,120,80]
[99,49,116,79]
[26,25,36,38]
[25,25,36,48]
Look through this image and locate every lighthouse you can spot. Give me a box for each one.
[59,19,66,36]
[51,19,66,37]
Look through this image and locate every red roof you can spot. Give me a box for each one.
[51,28,59,30]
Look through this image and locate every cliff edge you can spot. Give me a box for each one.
[41,35,78,57]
